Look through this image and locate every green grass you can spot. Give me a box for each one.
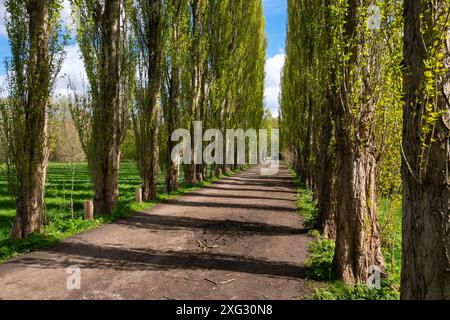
[290,169,402,300]
[289,169,318,229]
[0,162,242,262]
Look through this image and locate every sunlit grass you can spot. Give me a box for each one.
[0,162,242,262]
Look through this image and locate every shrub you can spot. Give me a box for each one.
[312,281,400,300]
[305,236,335,281]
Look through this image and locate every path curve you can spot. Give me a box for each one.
[0,164,312,300]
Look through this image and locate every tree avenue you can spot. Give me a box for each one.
[0,0,448,301]
[281,0,449,299]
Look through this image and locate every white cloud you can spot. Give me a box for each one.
[54,44,86,96]
[62,0,72,22]
[0,1,7,37]
[0,1,72,38]
[264,53,285,116]
[0,44,86,97]
[0,75,6,93]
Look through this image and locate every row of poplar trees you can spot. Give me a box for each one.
[281,0,450,299]
[0,1,266,238]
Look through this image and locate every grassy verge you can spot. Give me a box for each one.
[290,169,401,300]
[0,163,246,263]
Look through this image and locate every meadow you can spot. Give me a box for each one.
[0,162,217,261]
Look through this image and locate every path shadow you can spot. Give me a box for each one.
[187,192,293,202]
[115,213,307,236]
[163,199,297,212]
[15,242,308,280]
[202,186,296,194]
[213,181,293,188]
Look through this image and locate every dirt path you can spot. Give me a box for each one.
[0,164,312,300]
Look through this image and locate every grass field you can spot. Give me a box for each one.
[0,162,218,261]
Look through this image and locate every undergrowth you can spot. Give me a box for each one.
[290,168,401,300]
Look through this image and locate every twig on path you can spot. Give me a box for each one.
[219,279,236,285]
[204,278,218,286]
[196,239,219,250]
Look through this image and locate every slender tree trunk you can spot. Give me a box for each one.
[166,76,180,192]
[303,96,313,189]
[401,0,450,299]
[89,0,121,215]
[133,0,162,202]
[316,91,336,239]
[12,1,51,239]
[165,34,180,192]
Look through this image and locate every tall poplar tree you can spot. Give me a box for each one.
[70,0,134,214]
[0,0,66,239]
[131,0,163,201]
[401,0,450,299]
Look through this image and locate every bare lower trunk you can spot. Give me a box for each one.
[184,120,197,186]
[401,157,450,299]
[166,148,179,193]
[13,159,47,239]
[333,143,384,283]
[184,164,197,186]
[93,148,120,215]
[196,164,206,182]
[143,120,159,201]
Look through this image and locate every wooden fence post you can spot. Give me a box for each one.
[84,200,94,220]
[135,188,143,203]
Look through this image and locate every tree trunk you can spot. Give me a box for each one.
[332,0,384,284]
[316,91,336,239]
[133,0,162,202]
[12,1,51,239]
[303,96,313,189]
[86,0,121,215]
[401,0,450,299]
[333,122,384,283]
[13,156,47,239]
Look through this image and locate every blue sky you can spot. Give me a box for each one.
[0,0,287,114]
[264,0,287,57]
[263,0,287,115]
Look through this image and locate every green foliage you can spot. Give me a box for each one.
[378,197,402,288]
[303,197,403,300]
[296,188,318,229]
[121,129,137,162]
[291,169,318,229]
[312,281,399,300]
[293,165,402,299]
[305,236,335,281]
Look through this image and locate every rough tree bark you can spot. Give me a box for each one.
[132,0,163,201]
[316,91,337,239]
[90,0,121,215]
[332,0,384,284]
[184,0,204,186]
[401,0,450,300]
[315,0,337,240]
[164,0,183,193]
[11,1,52,239]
